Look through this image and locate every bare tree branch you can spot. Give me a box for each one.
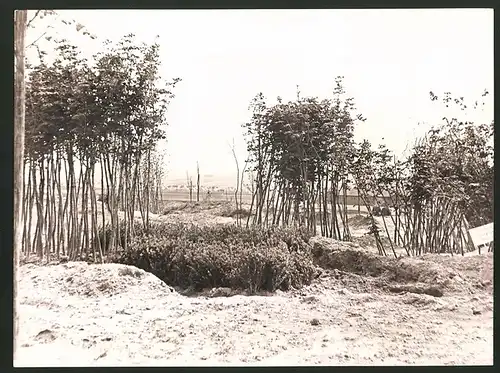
[26,10,41,28]
[26,29,48,49]
[26,10,61,49]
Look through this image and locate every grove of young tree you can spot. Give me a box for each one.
[242,82,493,257]
[22,29,181,262]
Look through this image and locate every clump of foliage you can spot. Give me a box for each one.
[243,78,365,240]
[351,91,493,256]
[410,91,493,228]
[110,222,315,294]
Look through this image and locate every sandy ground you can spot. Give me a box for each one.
[16,254,493,366]
[16,204,494,366]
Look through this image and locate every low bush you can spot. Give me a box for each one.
[110,222,315,294]
[220,207,252,218]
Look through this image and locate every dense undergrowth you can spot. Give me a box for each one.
[96,221,316,294]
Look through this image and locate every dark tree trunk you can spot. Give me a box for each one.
[14,9,27,359]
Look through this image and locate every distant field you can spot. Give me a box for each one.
[160,189,392,207]
[159,190,371,215]
[161,190,253,203]
[55,186,389,208]
[29,188,375,214]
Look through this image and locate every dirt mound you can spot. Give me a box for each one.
[310,236,386,277]
[309,236,492,296]
[20,262,176,298]
[418,253,494,292]
[380,257,452,284]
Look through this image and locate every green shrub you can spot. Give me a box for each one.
[110,223,315,294]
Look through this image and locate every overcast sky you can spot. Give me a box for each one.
[26,9,494,186]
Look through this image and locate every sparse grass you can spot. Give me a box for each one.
[220,207,252,218]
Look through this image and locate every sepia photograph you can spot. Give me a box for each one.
[13,8,493,366]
